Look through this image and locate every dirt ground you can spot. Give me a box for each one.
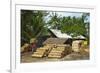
[21,51,89,63]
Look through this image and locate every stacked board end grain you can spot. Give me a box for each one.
[31,48,46,58]
[48,48,64,58]
[72,40,83,52]
[21,43,29,53]
[57,44,72,54]
[48,45,71,58]
[31,46,52,58]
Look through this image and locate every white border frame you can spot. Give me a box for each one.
[11,2,96,73]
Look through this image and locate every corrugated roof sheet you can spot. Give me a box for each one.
[49,29,72,38]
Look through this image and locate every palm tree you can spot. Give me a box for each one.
[47,12,62,29]
[21,10,48,45]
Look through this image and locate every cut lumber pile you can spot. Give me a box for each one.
[72,40,83,52]
[21,43,29,53]
[32,44,71,58]
[48,47,65,58]
[31,51,46,58]
[31,46,52,58]
[32,48,46,58]
[48,45,71,58]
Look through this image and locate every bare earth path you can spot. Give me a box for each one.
[21,52,89,63]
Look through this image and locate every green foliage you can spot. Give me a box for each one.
[21,10,48,43]
[21,10,89,45]
[47,12,62,29]
[48,12,89,38]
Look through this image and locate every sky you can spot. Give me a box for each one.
[44,11,90,23]
[49,11,83,17]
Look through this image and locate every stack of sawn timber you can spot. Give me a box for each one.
[72,40,82,52]
[31,45,52,58]
[48,44,71,58]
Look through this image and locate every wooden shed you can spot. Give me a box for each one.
[43,38,72,46]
